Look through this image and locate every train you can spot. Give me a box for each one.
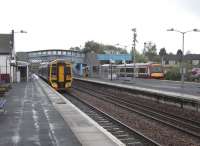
[38,59,73,90]
[117,63,164,79]
[101,62,164,79]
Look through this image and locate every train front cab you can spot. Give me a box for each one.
[149,64,164,79]
[50,61,72,90]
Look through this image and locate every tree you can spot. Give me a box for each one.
[176,49,183,62]
[130,49,148,63]
[176,49,183,68]
[105,45,128,54]
[83,41,128,54]
[83,41,104,54]
[165,66,181,81]
[70,46,81,51]
[136,52,148,63]
[159,48,167,65]
[143,42,157,61]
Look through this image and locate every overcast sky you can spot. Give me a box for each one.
[0,0,200,54]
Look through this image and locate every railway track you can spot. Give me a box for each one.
[62,93,160,146]
[72,81,200,139]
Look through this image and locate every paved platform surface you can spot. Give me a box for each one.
[0,77,123,146]
[88,77,200,96]
[37,77,123,146]
[0,81,81,146]
[75,77,200,102]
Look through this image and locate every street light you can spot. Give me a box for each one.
[6,30,27,74]
[115,44,128,79]
[167,28,200,87]
[9,29,27,82]
[11,29,27,54]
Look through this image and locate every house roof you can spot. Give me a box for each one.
[0,34,13,54]
[163,54,181,60]
[163,54,200,61]
[184,54,200,60]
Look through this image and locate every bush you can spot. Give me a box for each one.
[165,67,181,81]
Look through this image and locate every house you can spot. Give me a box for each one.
[0,33,16,83]
[163,54,200,67]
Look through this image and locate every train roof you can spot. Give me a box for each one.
[50,59,71,64]
[39,59,71,68]
[101,62,162,68]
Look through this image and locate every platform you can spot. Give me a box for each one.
[0,76,124,146]
[75,77,200,104]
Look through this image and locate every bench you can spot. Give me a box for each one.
[0,87,6,97]
[0,99,6,113]
[0,83,11,97]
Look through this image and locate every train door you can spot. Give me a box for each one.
[58,64,65,82]
[51,64,57,81]
[66,64,72,80]
[65,64,72,88]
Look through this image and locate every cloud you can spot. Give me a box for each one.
[175,0,200,17]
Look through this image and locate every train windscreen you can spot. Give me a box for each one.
[66,66,71,75]
[151,66,162,73]
[52,64,57,76]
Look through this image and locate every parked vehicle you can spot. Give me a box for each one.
[191,68,200,81]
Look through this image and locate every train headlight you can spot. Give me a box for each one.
[65,82,71,88]
[52,82,58,89]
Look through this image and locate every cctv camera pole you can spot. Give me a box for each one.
[181,33,185,87]
[132,28,137,79]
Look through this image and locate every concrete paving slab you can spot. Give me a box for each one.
[37,77,125,146]
[0,81,81,146]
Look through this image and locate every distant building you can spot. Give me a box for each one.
[16,50,132,77]
[16,49,85,73]
[163,54,200,67]
[27,49,84,63]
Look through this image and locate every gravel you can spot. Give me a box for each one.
[71,80,200,146]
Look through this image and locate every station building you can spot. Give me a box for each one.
[0,33,16,83]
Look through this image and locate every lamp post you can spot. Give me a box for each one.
[115,44,128,79]
[10,29,27,59]
[10,29,27,82]
[167,28,200,87]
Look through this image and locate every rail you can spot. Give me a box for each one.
[74,77,200,111]
[62,92,160,146]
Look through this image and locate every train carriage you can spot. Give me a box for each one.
[116,63,164,79]
[38,59,72,90]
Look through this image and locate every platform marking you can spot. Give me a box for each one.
[12,84,28,145]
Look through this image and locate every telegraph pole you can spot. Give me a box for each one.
[131,28,137,79]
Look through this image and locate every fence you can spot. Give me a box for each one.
[88,65,131,80]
